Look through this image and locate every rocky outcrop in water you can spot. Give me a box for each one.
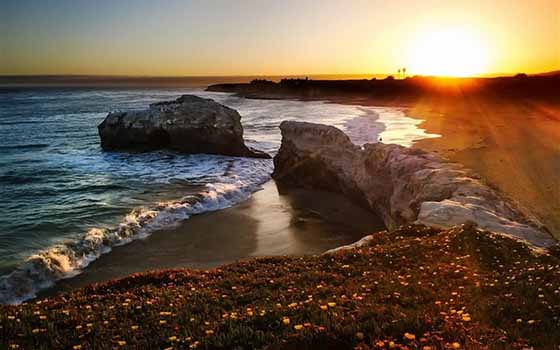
[273,121,556,248]
[98,95,269,158]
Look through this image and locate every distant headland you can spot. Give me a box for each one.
[206,73,560,103]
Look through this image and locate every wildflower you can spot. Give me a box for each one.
[117,341,126,346]
[320,305,328,311]
[288,302,298,308]
[388,341,396,348]
[32,328,40,334]
[452,343,461,349]
[528,320,535,325]
[131,325,139,330]
[404,332,416,340]
[160,320,167,324]
[294,324,303,331]
[327,302,336,307]
[461,315,471,322]
[375,341,385,347]
[282,317,290,325]
[39,315,47,320]
[72,346,82,350]
[169,336,177,341]
[205,330,214,336]
[516,318,522,323]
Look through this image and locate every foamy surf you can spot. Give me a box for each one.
[0,88,441,305]
[0,159,272,304]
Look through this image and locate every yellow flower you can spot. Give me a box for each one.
[131,325,139,330]
[452,342,461,349]
[375,341,385,348]
[117,341,126,346]
[461,315,471,322]
[388,341,396,348]
[288,302,298,308]
[169,336,177,341]
[282,317,290,325]
[72,346,82,350]
[205,330,214,336]
[160,320,167,324]
[327,302,336,307]
[294,324,303,331]
[320,305,328,311]
[404,332,416,340]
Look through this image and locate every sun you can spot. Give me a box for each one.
[406,28,489,77]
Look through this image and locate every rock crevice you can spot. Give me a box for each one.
[272,121,555,247]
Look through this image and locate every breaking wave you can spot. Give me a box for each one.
[0,159,272,304]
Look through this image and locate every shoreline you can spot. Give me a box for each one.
[39,180,385,298]
[217,90,560,239]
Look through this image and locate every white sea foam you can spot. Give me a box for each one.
[0,90,440,305]
[0,159,272,304]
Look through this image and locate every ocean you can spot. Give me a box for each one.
[0,84,439,304]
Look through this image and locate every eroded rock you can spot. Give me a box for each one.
[273,121,555,247]
[98,95,269,158]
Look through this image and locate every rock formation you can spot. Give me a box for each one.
[273,121,556,248]
[98,95,269,158]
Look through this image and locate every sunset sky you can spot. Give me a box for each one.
[1,0,559,77]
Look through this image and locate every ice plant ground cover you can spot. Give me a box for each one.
[1,224,559,350]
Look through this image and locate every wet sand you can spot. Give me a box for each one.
[48,180,384,295]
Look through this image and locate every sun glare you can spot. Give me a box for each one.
[407,28,489,77]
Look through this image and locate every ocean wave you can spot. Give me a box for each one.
[0,159,272,305]
[0,143,49,150]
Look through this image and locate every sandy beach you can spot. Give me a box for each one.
[410,97,560,238]
[317,94,560,239]
[47,180,384,295]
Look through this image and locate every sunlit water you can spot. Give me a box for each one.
[0,87,439,304]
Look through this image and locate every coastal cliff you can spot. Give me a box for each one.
[98,95,269,158]
[273,121,556,248]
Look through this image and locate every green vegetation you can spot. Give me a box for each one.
[1,224,559,349]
